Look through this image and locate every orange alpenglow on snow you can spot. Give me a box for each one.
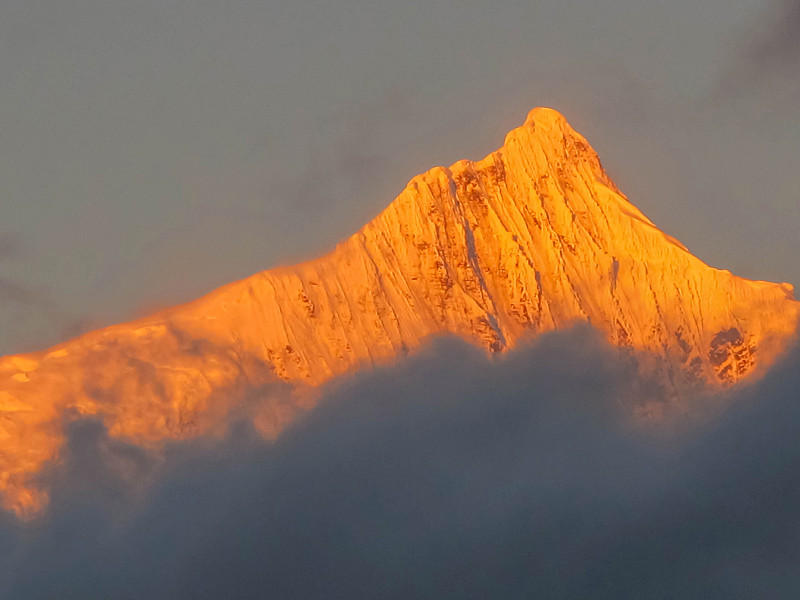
[0,107,797,516]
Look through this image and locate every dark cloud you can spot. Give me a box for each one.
[1,327,800,598]
[748,0,800,69]
[710,0,800,103]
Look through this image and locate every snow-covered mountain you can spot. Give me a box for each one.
[0,107,797,516]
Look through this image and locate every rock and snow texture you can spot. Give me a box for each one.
[0,107,797,516]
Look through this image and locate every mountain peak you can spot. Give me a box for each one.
[523,105,569,127]
[0,107,797,517]
[505,106,579,146]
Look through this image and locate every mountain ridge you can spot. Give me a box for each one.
[0,106,797,517]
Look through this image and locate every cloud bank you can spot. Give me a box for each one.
[1,327,799,599]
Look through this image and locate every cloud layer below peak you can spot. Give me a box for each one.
[1,327,800,599]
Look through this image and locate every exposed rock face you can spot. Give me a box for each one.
[0,107,797,516]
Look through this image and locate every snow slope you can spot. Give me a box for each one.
[0,107,797,516]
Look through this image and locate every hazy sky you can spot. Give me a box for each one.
[2,0,799,354]
[2,4,800,595]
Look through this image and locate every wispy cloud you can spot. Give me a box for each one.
[0,234,49,309]
[710,0,800,103]
[269,85,417,218]
[748,0,800,69]
[0,233,83,351]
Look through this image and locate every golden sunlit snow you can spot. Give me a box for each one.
[0,107,797,517]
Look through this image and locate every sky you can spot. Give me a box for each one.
[2,2,800,597]
[1,0,799,355]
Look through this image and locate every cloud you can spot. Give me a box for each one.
[1,327,800,598]
[0,235,20,260]
[0,236,50,314]
[271,84,416,219]
[0,234,37,306]
[709,0,800,103]
[0,234,88,353]
[747,0,800,70]
[0,277,41,306]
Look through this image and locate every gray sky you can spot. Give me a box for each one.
[2,0,799,354]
